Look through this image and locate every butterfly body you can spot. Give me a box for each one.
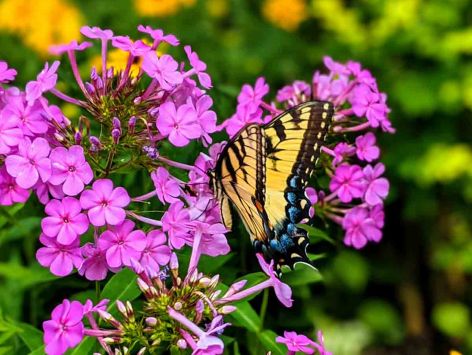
[212,101,334,271]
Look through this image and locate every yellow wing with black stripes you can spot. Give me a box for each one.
[213,101,334,271]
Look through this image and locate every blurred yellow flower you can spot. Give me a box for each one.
[90,49,143,77]
[0,0,83,56]
[262,0,308,31]
[206,0,229,18]
[450,351,462,355]
[134,0,196,17]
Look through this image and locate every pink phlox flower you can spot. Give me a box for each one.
[171,76,198,106]
[98,220,147,268]
[237,77,269,110]
[329,164,365,203]
[25,61,60,104]
[151,167,181,204]
[305,187,318,218]
[188,95,217,145]
[79,243,116,281]
[3,95,49,135]
[312,72,333,100]
[362,163,389,206]
[43,299,85,355]
[137,25,180,46]
[0,166,30,205]
[332,142,356,166]
[36,234,83,277]
[80,26,114,40]
[49,40,92,55]
[49,145,94,196]
[156,100,200,147]
[185,221,230,257]
[47,104,68,126]
[83,299,109,315]
[355,132,380,162]
[80,179,130,226]
[350,84,388,128]
[0,110,23,155]
[276,331,318,354]
[346,60,377,88]
[256,253,293,307]
[140,230,172,273]
[162,201,191,249]
[111,36,150,56]
[41,197,89,245]
[142,52,183,91]
[342,207,382,248]
[369,204,385,228]
[313,330,332,355]
[34,180,65,205]
[276,80,311,103]
[184,45,212,89]
[0,61,17,83]
[323,56,350,77]
[5,137,52,189]
[224,103,263,138]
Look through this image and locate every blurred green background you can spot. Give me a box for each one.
[0,0,471,354]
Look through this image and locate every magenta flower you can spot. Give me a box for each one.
[224,103,263,138]
[49,145,94,196]
[188,95,217,145]
[25,61,60,104]
[139,230,172,272]
[78,243,112,281]
[34,180,65,205]
[0,61,17,83]
[111,36,150,56]
[80,26,113,40]
[142,52,182,91]
[305,187,318,218]
[137,25,180,46]
[237,77,269,110]
[156,101,200,147]
[151,167,181,204]
[5,137,52,189]
[363,163,389,206]
[313,331,332,355]
[43,299,85,355]
[355,132,380,162]
[256,254,293,307]
[276,331,318,354]
[41,197,89,245]
[49,40,92,55]
[369,204,385,228]
[0,111,22,155]
[162,201,191,249]
[98,220,147,268]
[80,179,130,226]
[342,207,382,248]
[2,97,49,136]
[329,164,365,203]
[0,167,30,205]
[184,45,212,89]
[351,84,388,128]
[276,80,311,103]
[36,234,83,277]
[184,221,230,257]
[332,142,356,166]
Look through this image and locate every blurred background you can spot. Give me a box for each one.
[0,0,471,354]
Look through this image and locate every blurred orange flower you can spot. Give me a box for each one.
[262,0,308,31]
[134,0,196,17]
[0,0,83,56]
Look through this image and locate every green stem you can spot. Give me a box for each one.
[260,288,269,329]
[95,281,101,302]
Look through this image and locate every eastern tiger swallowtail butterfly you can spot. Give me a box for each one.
[210,100,334,273]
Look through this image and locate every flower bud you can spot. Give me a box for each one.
[112,128,121,144]
[177,339,187,349]
[89,136,101,147]
[54,132,65,142]
[220,305,237,314]
[174,301,183,311]
[199,277,212,287]
[85,82,95,94]
[137,278,150,293]
[223,279,247,298]
[136,348,146,355]
[145,317,157,326]
[74,131,82,145]
[116,300,127,317]
[133,96,142,104]
[112,117,121,130]
[170,252,179,271]
[128,116,136,134]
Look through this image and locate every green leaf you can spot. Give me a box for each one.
[297,224,334,244]
[67,337,96,355]
[0,262,57,288]
[0,217,41,246]
[28,346,45,355]
[257,330,286,355]
[101,268,140,313]
[16,322,43,351]
[281,263,323,286]
[227,301,261,333]
[198,254,233,274]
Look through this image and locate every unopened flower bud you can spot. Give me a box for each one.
[128,116,136,134]
[177,339,187,349]
[170,253,179,271]
[210,290,222,300]
[223,280,247,298]
[133,96,142,104]
[137,278,150,293]
[54,132,64,142]
[174,301,183,311]
[116,300,127,317]
[195,299,204,313]
[136,348,146,355]
[210,275,220,287]
[89,136,101,147]
[199,277,212,287]
[220,305,237,314]
[85,82,95,94]
[126,301,135,319]
[74,131,82,145]
[145,317,157,326]
[112,128,121,144]
[103,337,116,344]
[112,117,121,130]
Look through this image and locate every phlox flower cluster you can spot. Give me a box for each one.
[221,56,394,249]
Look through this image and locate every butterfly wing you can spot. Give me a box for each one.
[214,124,269,243]
[258,101,334,270]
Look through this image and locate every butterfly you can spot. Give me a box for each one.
[211,101,334,273]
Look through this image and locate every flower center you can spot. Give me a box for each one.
[68,165,76,172]
[63,216,70,223]
[101,200,109,207]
